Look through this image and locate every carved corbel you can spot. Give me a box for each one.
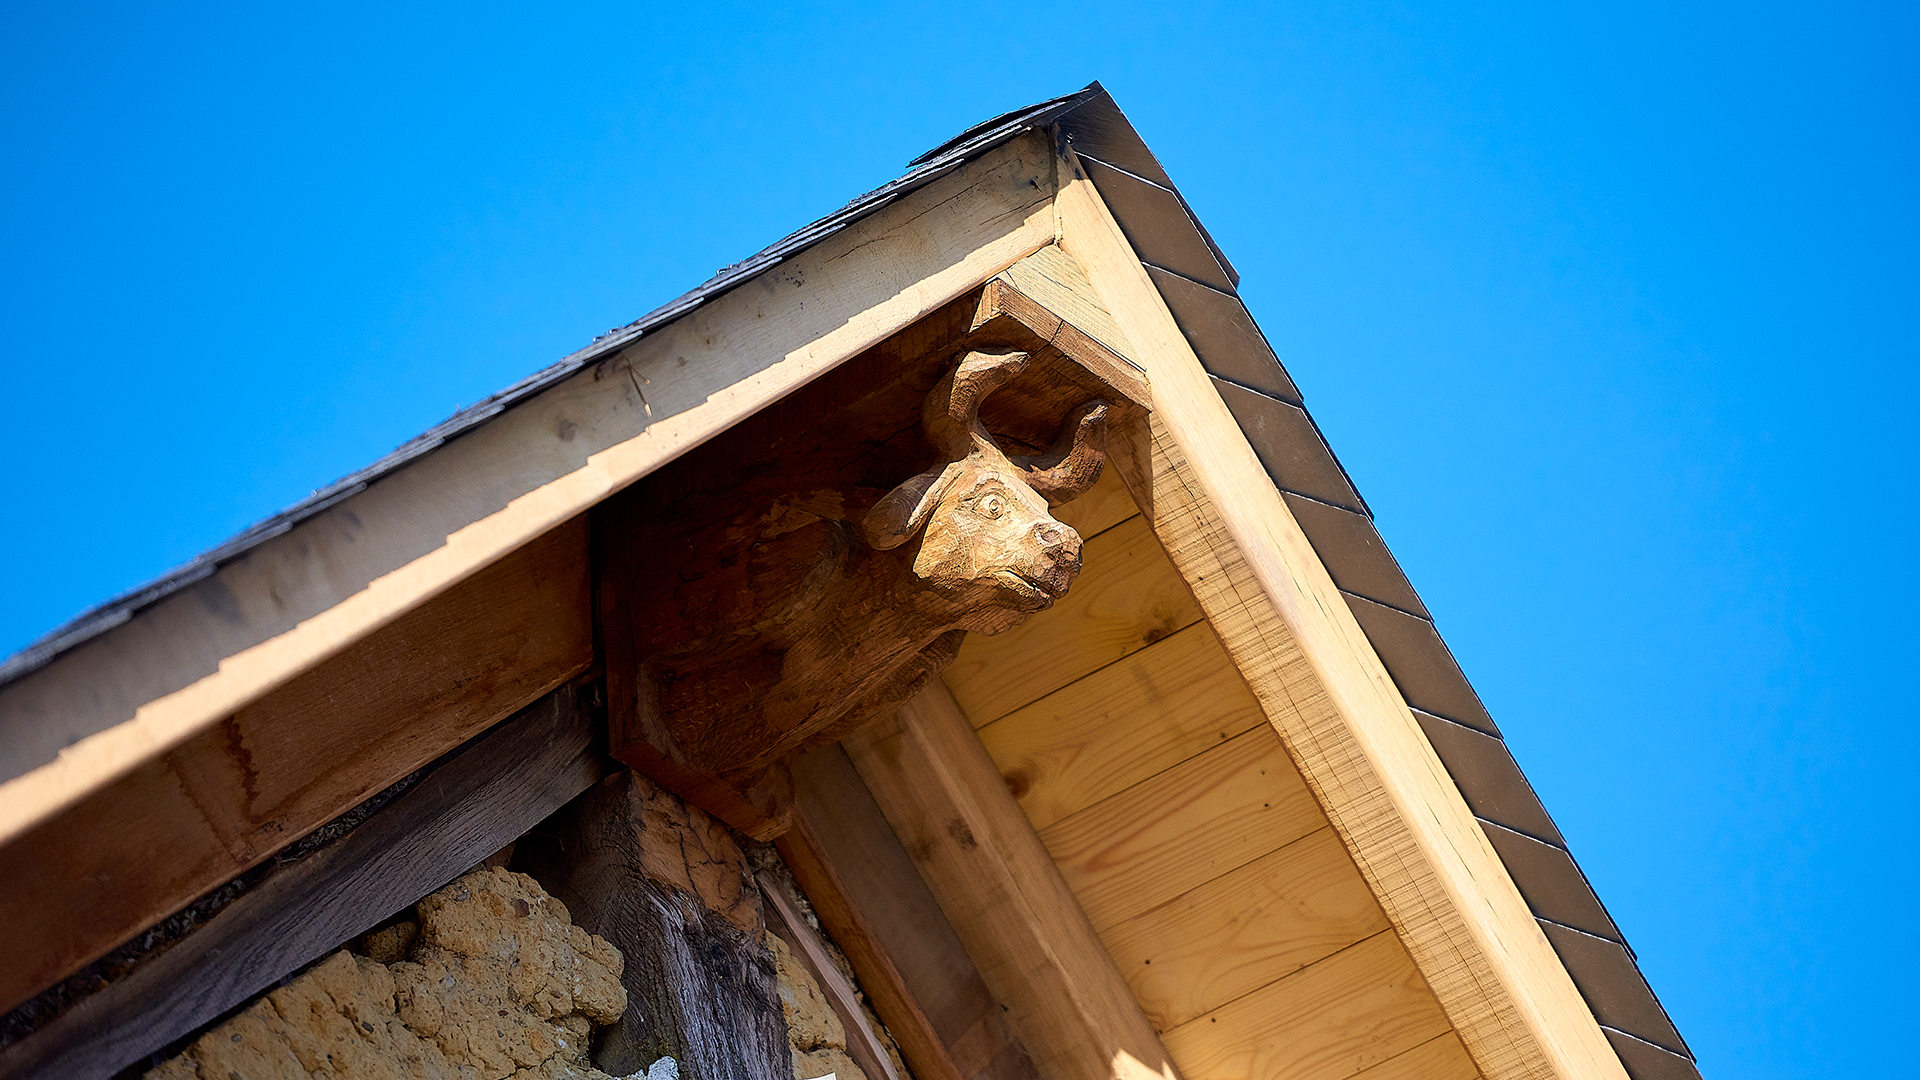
[599,347,1114,838]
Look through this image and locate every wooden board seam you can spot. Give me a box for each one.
[1157,926,1397,1039]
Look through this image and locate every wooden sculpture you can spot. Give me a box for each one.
[606,348,1109,836]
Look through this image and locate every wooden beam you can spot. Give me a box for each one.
[0,683,607,1080]
[967,269,1144,407]
[1051,141,1626,1079]
[0,130,1059,853]
[844,686,1182,1080]
[0,517,592,1013]
[782,744,1039,1080]
[517,770,791,1080]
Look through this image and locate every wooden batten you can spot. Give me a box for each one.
[972,247,1151,411]
[845,686,1182,1080]
[1050,141,1628,1079]
[1,517,593,1014]
[784,743,1044,1080]
[760,871,907,1080]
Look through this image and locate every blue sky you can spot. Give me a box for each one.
[3,2,1913,1075]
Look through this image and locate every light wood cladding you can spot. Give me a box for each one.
[928,268,1480,1079]
[979,622,1265,830]
[1099,827,1391,1030]
[947,514,1203,725]
[1159,933,1453,1080]
[1350,1034,1482,1080]
[1036,727,1323,933]
[0,520,591,1013]
[1051,467,1140,543]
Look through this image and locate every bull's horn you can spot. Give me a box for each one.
[924,349,1030,459]
[1014,400,1109,506]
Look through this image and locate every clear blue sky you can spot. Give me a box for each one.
[3,3,1913,1075]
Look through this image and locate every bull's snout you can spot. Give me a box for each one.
[1034,520,1079,551]
[1032,520,1084,577]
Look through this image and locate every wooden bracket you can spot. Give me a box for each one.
[596,260,1148,844]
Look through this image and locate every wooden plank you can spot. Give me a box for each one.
[0,130,1059,855]
[1053,142,1625,1079]
[1099,827,1391,1030]
[1035,727,1324,933]
[784,744,1037,1080]
[518,771,791,1080]
[846,686,1182,1080]
[1352,1034,1482,1080]
[1159,932,1455,1080]
[0,518,592,1013]
[946,514,1203,725]
[996,244,1133,364]
[0,684,607,1080]
[977,621,1265,830]
[1050,466,1138,543]
[761,871,906,1080]
[977,274,1150,409]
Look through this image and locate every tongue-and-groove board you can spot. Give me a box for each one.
[944,470,1482,1080]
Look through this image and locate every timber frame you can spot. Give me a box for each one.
[0,85,1696,1080]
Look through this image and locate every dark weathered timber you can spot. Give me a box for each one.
[520,772,791,1080]
[0,686,606,1080]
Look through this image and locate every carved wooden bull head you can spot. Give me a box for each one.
[863,349,1108,633]
[607,346,1113,837]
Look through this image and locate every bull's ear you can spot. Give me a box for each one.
[862,462,961,550]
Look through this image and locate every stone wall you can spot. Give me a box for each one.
[140,775,907,1080]
[769,932,867,1080]
[142,866,649,1080]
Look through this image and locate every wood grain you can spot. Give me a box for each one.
[1351,1034,1482,1080]
[519,771,791,1080]
[0,685,607,1080]
[1099,827,1390,1030]
[974,272,1150,409]
[1050,467,1139,543]
[947,514,1203,725]
[1,519,592,1013]
[1055,142,1624,1079]
[784,744,1037,1080]
[977,621,1265,831]
[996,244,1133,364]
[846,686,1182,1080]
[1159,932,1454,1080]
[1035,727,1325,933]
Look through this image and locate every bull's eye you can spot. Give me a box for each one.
[977,493,1006,519]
